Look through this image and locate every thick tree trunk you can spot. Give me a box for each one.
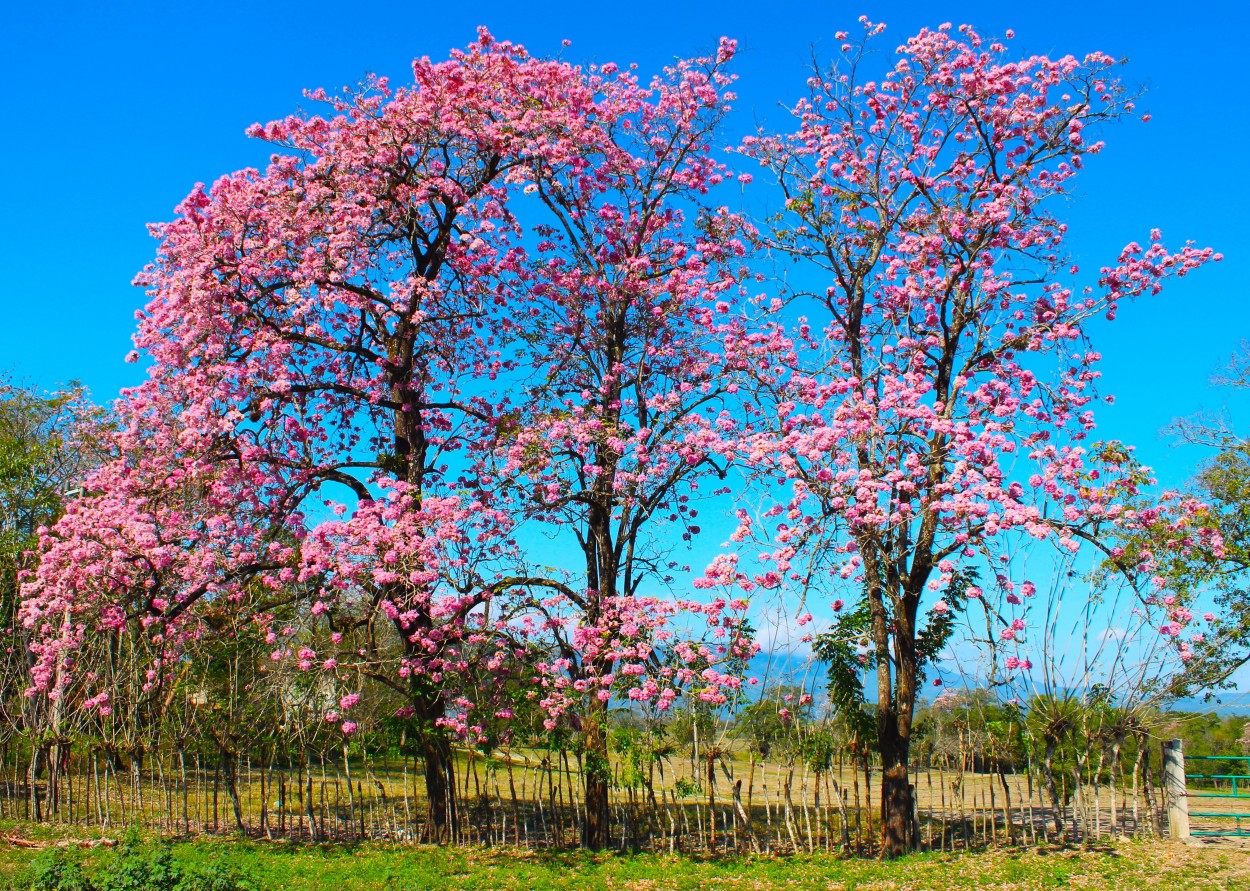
[402,609,459,843]
[878,725,915,856]
[580,467,617,851]
[581,696,611,850]
[419,734,457,842]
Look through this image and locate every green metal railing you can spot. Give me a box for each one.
[1186,755,1250,837]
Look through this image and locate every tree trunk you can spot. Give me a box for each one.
[27,745,43,822]
[407,642,458,844]
[581,696,611,850]
[420,735,457,843]
[868,563,920,858]
[219,745,245,833]
[879,727,915,856]
[1042,737,1065,841]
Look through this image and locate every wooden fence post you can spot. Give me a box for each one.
[1162,739,1190,842]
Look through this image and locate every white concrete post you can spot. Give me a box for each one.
[1162,738,1190,841]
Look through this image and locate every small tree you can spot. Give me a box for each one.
[0,378,104,817]
[1135,344,1250,692]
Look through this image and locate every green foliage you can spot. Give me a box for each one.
[812,600,875,746]
[100,832,180,891]
[915,569,976,675]
[1099,347,1250,699]
[582,744,612,783]
[796,725,839,774]
[1,835,1243,891]
[671,776,702,798]
[24,833,256,891]
[1180,447,1250,693]
[0,379,104,636]
[813,570,976,754]
[609,722,673,791]
[30,849,94,891]
[172,863,256,891]
[1161,710,1250,767]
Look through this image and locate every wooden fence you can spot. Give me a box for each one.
[0,741,1180,852]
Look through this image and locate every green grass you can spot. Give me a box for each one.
[0,829,1245,891]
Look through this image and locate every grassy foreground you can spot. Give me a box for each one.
[0,830,1245,891]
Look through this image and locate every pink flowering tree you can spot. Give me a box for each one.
[492,39,757,849]
[21,32,760,847]
[20,32,624,840]
[733,20,1218,854]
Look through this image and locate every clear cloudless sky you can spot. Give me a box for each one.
[1,0,1246,491]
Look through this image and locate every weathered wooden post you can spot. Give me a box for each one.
[910,783,921,851]
[1162,739,1190,841]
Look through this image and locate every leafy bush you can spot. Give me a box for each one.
[22,834,256,891]
[99,836,178,891]
[29,849,94,891]
[173,863,255,891]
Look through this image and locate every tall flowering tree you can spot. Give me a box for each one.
[496,39,756,849]
[735,20,1217,854]
[21,32,614,840]
[21,32,757,848]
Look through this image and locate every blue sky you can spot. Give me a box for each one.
[2,0,1246,490]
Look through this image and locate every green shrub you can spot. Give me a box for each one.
[23,833,256,891]
[29,848,95,891]
[173,863,255,891]
[97,836,178,891]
